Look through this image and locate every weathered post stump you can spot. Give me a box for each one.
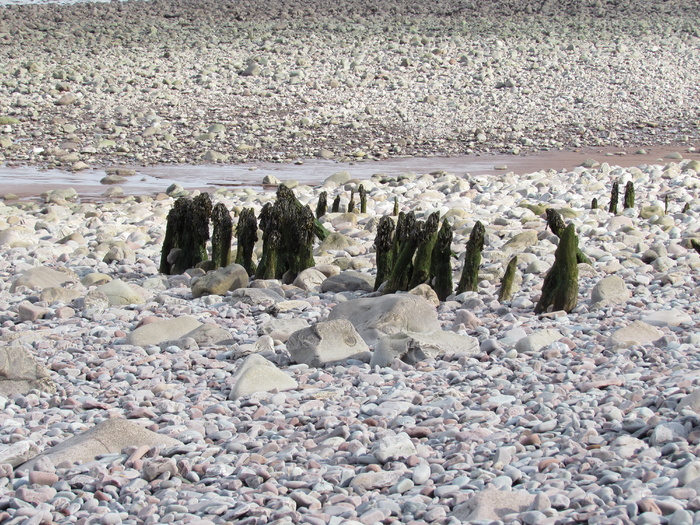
[534,224,579,314]
[316,191,328,219]
[545,208,592,265]
[609,181,619,215]
[211,203,233,269]
[374,215,395,291]
[498,256,518,302]
[409,212,440,289]
[456,221,485,294]
[430,219,454,301]
[234,207,258,275]
[624,181,635,209]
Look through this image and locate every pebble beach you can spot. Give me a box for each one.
[2,1,700,525]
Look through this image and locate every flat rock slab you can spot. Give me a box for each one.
[18,419,181,472]
[261,318,310,342]
[125,316,202,347]
[97,278,146,306]
[320,271,375,293]
[370,330,479,368]
[287,319,371,367]
[607,320,664,348]
[230,288,285,307]
[10,266,77,292]
[327,294,441,346]
[642,309,693,327]
[0,345,55,397]
[514,329,563,354]
[451,488,536,521]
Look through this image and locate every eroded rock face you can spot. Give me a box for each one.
[0,345,55,398]
[287,319,371,367]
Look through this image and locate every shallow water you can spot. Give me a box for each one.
[0,146,695,202]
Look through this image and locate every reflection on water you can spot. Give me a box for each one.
[0,147,695,202]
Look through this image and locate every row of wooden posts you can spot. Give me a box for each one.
[159,180,650,314]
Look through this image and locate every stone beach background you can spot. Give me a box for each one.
[2,1,700,525]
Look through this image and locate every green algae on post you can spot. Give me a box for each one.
[211,202,233,269]
[431,218,454,301]
[234,207,258,275]
[373,215,395,291]
[498,255,518,303]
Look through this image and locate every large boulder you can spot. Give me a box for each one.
[191,264,248,298]
[18,419,180,472]
[292,268,327,292]
[328,294,479,366]
[125,316,202,347]
[10,266,77,293]
[0,345,55,397]
[260,318,310,342]
[229,354,298,400]
[502,230,538,253]
[287,319,371,367]
[321,271,375,293]
[327,294,440,346]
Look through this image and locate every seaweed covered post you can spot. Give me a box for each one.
[374,215,395,291]
[545,208,592,265]
[211,203,233,269]
[160,196,188,275]
[691,239,700,255]
[257,185,318,282]
[164,193,213,274]
[498,256,518,302]
[609,180,619,215]
[256,203,279,280]
[348,191,356,214]
[409,211,440,289]
[391,211,416,267]
[664,194,669,215]
[623,181,635,209]
[316,191,328,219]
[534,224,579,314]
[591,198,598,210]
[332,194,341,213]
[359,184,367,214]
[393,196,399,216]
[234,207,258,275]
[384,217,422,295]
[456,221,485,294]
[430,218,454,301]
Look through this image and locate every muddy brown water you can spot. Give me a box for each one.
[1,146,697,202]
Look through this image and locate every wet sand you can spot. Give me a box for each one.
[2,145,697,201]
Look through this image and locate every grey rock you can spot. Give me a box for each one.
[0,345,55,397]
[126,316,202,347]
[0,440,40,467]
[450,488,536,521]
[10,266,77,292]
[607,321,664,348]
[677,390,700,414]
[18,419,180,472]
[327,294,441,346]
[287,319,371,367]
[292,268,326,292]
[514,329,563,354]
[321,271,375,293]
[372,432,416,463]
[97,278,145,306]
[260,318,310,342]
[191,264,248,298]
[175,323,233,347]
[503,230,538,253]
[591,275,630,306]
[323,171,351,186]
[370,330,479,368]
[229,354,298,400]
[230,288,285,307]
[318,232,354,253]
